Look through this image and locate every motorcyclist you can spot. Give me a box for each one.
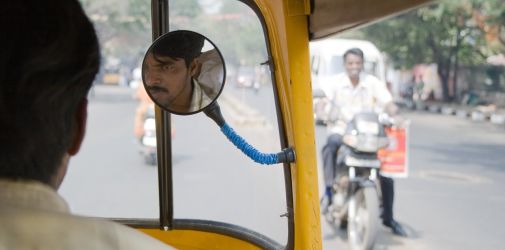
[134,77,155,142]
[320,48,407,236]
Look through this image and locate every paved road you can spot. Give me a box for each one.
[316,111,505,250]
[59,84,289,244]
[60,85,505,249]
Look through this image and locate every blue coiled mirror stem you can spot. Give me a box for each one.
[204,102,295,165]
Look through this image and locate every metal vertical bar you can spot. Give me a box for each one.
[151,0,172,231]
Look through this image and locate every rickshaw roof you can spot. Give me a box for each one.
[309,0,434,40]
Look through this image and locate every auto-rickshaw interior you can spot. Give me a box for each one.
[56,0,434,249]
[61,0,291,248]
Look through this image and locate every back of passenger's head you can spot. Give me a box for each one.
[152,30,205,67]
[343,48,364,61]
[0,0,100,184]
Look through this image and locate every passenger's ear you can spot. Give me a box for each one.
[68,98,88,156]
[190,58,202,78]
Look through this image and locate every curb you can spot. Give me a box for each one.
[415,102,505,127]
[490,113,505,125]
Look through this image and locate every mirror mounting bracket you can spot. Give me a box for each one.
[277,147,296,164]
[203,101,225,127]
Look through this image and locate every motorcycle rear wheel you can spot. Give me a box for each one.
[347,187,379,250]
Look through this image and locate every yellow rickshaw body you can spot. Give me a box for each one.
[134,0,433,249]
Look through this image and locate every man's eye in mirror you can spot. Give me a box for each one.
[142,30,226,115]
[162,64,176,72]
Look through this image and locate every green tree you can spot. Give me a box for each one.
[360,0,502,101]
[80,0,153,67]
[169,0,267,67]
[200,1,267,66]
[80,0,271,76]
[471,0,505,53]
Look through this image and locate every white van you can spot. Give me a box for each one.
[309,38,386,124]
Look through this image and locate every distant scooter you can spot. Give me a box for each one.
[141,105,157,166]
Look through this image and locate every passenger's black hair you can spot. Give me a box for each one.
[343,48,364,61]
[0,0,100,184]
[151,30,205,67]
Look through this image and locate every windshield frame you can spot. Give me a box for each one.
[118,0,294,248]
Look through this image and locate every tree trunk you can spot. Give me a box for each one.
[452,43,461,102]
[438,61,451,102]
[452,22,462,102]
[453,57,459,102]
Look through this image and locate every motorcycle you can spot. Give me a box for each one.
[326,112,390,250]
[141,104,157,166]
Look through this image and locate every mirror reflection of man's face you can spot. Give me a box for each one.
[144,52,194,109]
[344,53,364,79]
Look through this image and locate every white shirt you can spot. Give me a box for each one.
[189,79,213,112]
[0,179,172,250]
[327,72,392,134]
[196,49,224,100]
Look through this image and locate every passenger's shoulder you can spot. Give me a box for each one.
[106,220,172,249]
[0,209,172,250]
[66,215,172,249]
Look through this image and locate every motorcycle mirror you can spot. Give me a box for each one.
[141,30,226,115]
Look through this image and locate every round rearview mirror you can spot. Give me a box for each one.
[142,30,225,115]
